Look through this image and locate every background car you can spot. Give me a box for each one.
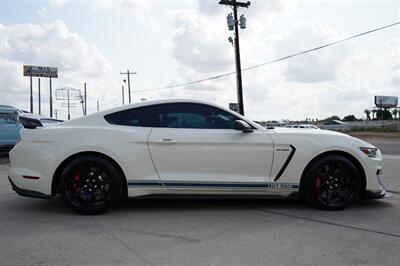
[0,105,22,151]
[0,105,63,151]
[285,124,320,129]
[323,120,346,125]
[19,113,63,127]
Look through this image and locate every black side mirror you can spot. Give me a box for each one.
[233,120,253,133]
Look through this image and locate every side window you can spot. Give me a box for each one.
[104,103,240,129]
[0,113,18,127]
[104,106,160,127]
[156,103,238,129]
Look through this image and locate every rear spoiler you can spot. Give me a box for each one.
[19,116,43,129]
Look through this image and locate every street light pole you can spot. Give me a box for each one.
[219,0,250,116]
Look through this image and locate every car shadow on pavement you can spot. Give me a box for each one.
[0,153,10,164]
[1,193,394,217]
[115,196,393,213]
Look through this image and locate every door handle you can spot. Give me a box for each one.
[154,138,178,144]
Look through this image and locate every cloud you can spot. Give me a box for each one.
[48,0,68,8]
[162,1,397,121]
[273,20,352,83]
[0,21,117,119]
[92,0,152,11]
[3,1,396,121]
[90,0,159,31]
[168,9,234,74]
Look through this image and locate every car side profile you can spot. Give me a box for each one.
[285,124,320,129]
[9,99,386,214]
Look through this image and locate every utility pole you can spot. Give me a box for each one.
[30,70,33,113]
[97,101,99,112]
[84,82,87,115]
[38,78,41,114]
[56,87,79,121]
[67,89,70,120]
[49,77,53,118]
[122,85,125,105]
[219,0,250,115]
[120,69,137,104]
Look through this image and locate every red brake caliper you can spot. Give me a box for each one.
[72,171,80,192]
[315,176,321,188]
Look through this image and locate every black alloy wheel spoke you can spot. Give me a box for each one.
[100,179,112,185]
[65,161,113,205]
[315,160,356,206]
[327,163,335,177]
[79,164,91,177]
[93,163,103,176]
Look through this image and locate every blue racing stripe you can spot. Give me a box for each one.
[127,180,299,190]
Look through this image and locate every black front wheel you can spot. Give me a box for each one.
[302,155,361,210]
[59,155,123,215]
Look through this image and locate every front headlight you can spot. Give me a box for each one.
[360,147,378,158]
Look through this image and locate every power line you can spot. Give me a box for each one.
[100,21,400,106]
[242,21,400,71]
[134,21,400,93]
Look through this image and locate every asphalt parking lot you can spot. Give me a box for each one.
[0,139,399,265]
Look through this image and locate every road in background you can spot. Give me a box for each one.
[361,139,400,155]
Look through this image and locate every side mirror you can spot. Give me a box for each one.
[233,120,253,133]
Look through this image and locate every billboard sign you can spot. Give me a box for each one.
[23,65,58,78]
[229,103,239,113]
[375,96,398,108]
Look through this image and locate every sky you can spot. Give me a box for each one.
[0,0,399,121]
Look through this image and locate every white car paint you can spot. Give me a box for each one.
[9,99,384,199]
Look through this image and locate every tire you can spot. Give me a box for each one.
[59,155,123,215]
[302,155,361,210]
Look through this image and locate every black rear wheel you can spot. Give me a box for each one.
[59,155,123,215]
[302,155,361,210]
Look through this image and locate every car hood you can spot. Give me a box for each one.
[271,127,377,149]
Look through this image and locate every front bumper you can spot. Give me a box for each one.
[8,176,52,199]
[364,189,386,199]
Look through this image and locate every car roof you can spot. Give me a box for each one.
[0,105,18,113]
[61,99,265,130]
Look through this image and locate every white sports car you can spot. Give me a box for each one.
[9,99,386,214]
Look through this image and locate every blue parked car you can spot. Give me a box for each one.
[0,105,22,151]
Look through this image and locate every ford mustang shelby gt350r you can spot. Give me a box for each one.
[9,99,386,214]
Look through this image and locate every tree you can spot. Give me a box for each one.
[343,115,357,121]
[376,109,392,120]
[364,109,371,120]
